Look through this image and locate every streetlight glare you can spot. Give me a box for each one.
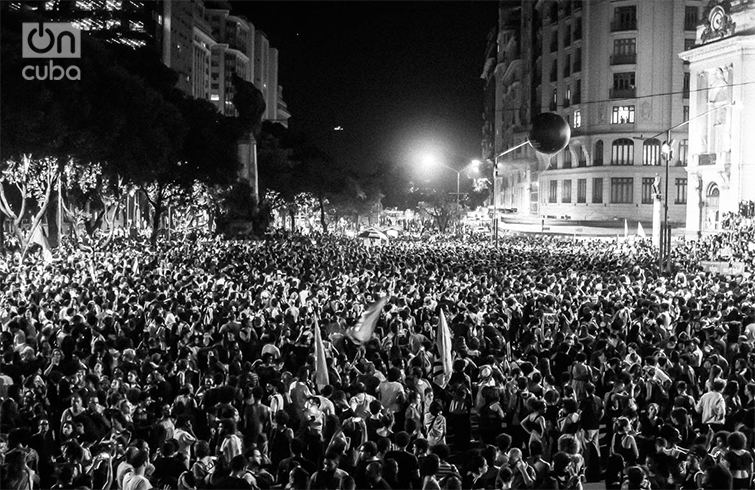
[420,153,437,167]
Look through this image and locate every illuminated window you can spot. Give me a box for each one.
[643,139,661,166]
[574,110,582,128]
[549,181,558,203]
[611,138,634,165]
[611,106,635,124]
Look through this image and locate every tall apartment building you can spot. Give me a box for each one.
[680,0,755,236]
[485,0,704,226]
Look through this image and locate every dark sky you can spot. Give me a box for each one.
[231,1,498,174]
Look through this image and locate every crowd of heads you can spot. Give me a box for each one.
[0,229,754,490]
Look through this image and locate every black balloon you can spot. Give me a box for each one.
[528,113,571,155]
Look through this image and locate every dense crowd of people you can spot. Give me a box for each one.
[0,229,754,490]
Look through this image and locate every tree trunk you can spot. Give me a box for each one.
[289,209,295,232]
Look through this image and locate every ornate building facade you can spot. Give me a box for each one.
[484,0,706,227]
[680,0,755,235]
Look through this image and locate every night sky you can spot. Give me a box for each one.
[232,1,499,176]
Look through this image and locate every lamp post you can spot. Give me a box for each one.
[423,156,478,234]
[661,131,672,272]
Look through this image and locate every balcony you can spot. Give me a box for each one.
[610,53,637,65]
[698,153,716,166]
[610,87,636,99]
[611,20,637,32]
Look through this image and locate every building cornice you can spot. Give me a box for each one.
[680,36,755,62]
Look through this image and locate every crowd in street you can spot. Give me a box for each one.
[1,229,754,490]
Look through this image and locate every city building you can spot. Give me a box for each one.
[10,0,290,201]
[484,0,705,228]
[680,0,755,236]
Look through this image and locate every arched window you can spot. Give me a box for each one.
[563,146,572,168]
[594,140,604,166]
[611,138,634,165]
[643,138,661,166]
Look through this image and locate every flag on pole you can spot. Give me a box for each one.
[30,226,53,264]
[638,222,647,238]
[88,258,97,283]
[624,219,628,239]
[434,309,453,388]
[345,295,388,345]
[313,316,329,390]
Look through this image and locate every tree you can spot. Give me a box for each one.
[414,189,456,234]
[0,155,60,260]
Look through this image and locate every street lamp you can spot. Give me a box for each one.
[422,155,479,231]
[661,133,673,272]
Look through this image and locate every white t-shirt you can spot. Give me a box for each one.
[122,472,152,490]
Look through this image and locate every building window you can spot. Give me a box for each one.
[565,84,572,107]
[574,110,581,128]
[611,177,634,203]
[573,17,582,40]
[684,38,696,51]
[549,180,558,203]
[550,62,558,82]
[594,140,604,166]
[643,138,661,166]
[642,177,655,204]
[564,27,571,47]
[564,54,571,78]
[685,6,698,31]
[574,79,582,104]
[573,47,582,73]
[612,6,637,31]
[593,178,603,203]
[675,178,688,204]
[612,72,636,98]
[577,179,587,203]
[612,138,634,165]
[683,72,690,98]
[678,139,688,166]
[612,38,636,64]
[611,105,635,124]
[683,106,689,122]
[563,180,572,203]
[563,147,572,168]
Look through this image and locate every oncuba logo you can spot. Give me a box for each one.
[22,22,81,80]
